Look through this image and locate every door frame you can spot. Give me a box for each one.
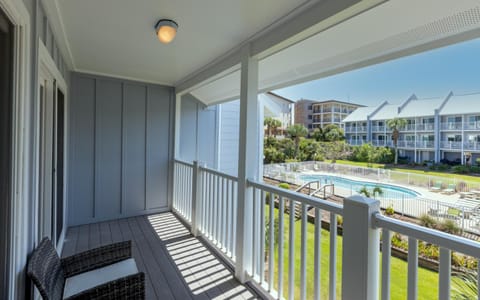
[36,39,68,252]
[0,0,30,299]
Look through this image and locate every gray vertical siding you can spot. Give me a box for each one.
[69,73,173,226]
[178,94,218,168]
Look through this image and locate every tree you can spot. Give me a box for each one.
[322,124,345,142]
[311,127,324,141]
[264,117,282,137]
[286,124,308,158]
[387,118,407,164]
[358,186,383,198]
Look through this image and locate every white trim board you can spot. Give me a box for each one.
[0,0,31,299]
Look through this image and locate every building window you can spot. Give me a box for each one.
[308,105,312,110]
[308,124,312,129]
[308,115,312,120]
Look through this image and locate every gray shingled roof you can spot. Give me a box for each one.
[342,106,377,122]
[370,104,399,121]
[398,97,444,118]
[439,93,480,116]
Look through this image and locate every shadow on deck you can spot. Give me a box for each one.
[62,212,259,300]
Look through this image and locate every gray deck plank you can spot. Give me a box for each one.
[99,221,112,246]
[75,224,90,253]
[128,218,175,299]
[62,213,259,300]
[135,215,195,300]
[61,226,78,258]
[118,217,161,300]
[88,222,101,249]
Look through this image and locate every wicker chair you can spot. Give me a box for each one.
[27,237,145,299]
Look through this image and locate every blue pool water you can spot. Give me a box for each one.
[300,174,420,200]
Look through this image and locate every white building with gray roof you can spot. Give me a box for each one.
[343,92,480,164]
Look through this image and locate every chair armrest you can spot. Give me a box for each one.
[61,241,132,277]
[64,272,145,300]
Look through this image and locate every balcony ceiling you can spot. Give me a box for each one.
[190,0,480,105]
[56,0,308,85]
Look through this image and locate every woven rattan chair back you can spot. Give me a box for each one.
[27,237,65,300]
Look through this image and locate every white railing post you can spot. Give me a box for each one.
[190,160,201,236]
[342,195,380,300]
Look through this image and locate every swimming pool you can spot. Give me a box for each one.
[300,174,420,200]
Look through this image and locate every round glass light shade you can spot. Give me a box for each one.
[155,19,178,44]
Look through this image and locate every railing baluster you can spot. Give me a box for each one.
[260,190,266,285]
[230,180,235,257]
[329,213,337,300]
[201,169,205,232]
[438,247,451,300]
[268,192,274,292]
[219,176,224,248]
[226,179,231,255]
[300,203,307,300]
[278,196,285,299]
[208,173,213,238]
[381,229,391,300]
[232,181,237,259]
[215,175,220,244]
[252,187,258,277]
[288,198,295,300]
[407,237,418,300]
[314,207,321,300]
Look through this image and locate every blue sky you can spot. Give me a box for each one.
[273,38,480,106]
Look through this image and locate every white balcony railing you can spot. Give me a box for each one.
[173,159,194,222]
[416,123,435,131]
[464,122,480,130]
[441,122,463,130]
[173,160,480,300]
[440,141,462,149]
[372,125,385,132]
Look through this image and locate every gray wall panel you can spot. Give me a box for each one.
[179,95,197,162]
[68,73,173,225]
[123,84,146,212]
[197,106,217,168]
[146,86,171,209]
[69,76,96,225]
[95,80,122,219]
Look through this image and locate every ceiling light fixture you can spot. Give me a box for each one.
[155,19,178,44]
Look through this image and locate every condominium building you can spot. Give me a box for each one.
[343,92,480,164]
[294,99,363,130]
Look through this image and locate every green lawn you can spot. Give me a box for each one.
[331,159,480,184]
[266,206,444,299]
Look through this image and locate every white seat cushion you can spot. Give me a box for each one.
[63,258,138,298]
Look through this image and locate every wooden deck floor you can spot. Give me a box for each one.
[62,212,259,300]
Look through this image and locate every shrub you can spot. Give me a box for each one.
[439,219,460,234]
[336,215,343,226]
[452,165,470,174]
[385,205,395,216]
[470,166,480,174]
[476,157,480,165]
[419,214,437,228]
[278,183,291,190]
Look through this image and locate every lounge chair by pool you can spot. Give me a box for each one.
[430,181,443,192]
[442,183,456,195]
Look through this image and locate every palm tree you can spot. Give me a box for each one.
[311,127,324,141]
[358,186,383,199]
[286,124,308,158]
[386,118,407,164]
[323,124,345,142]
[264,117,282,137]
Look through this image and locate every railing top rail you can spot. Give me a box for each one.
[199,165,238,182]
[374,214,480,258]
[174,159,194,167]
[310,184,335,196]
[248,179,343,215]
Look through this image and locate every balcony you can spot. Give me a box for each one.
[464,142,480,151]
[441,141,462,149]
[416,141,435,148]
[372,125,385,132]
[441,122,463,131]
[415,123,435,131]
[464,122,480,130]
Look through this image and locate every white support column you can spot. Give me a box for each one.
[190,160,201,236]
[235,45,260,283]
[342,195,380,300]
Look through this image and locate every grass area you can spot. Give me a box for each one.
[330,159,480,184]
[267,206,445,299]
